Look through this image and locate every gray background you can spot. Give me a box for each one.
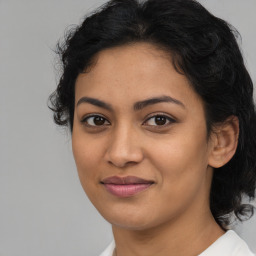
[0,0,255,255]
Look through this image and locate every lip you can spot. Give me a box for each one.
[101,176,155,197]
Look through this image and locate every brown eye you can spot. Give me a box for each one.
[93,116,105,125]
[81,115,110,127]
[144,114,175,127]
[155,116,168,125]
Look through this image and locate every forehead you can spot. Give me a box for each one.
[81,43,173,86]
[75,42,202,110]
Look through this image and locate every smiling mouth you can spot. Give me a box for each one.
[101,176,155,197]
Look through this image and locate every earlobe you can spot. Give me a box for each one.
[208,116,239,168]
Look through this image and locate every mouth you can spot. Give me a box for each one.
[100,176,155,198]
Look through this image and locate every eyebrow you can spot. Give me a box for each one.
[76,95,185,111]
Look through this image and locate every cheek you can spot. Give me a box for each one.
[142,136,211,223]
[149,132,209,193]
[72,133,102,187]
[72,135,107,209]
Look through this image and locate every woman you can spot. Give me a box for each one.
[49,0,256,255]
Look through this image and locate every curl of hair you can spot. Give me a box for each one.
[48,0,256,229]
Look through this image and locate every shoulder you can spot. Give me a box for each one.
[199,230,255,256]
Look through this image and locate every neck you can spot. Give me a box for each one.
[112,208,224,256]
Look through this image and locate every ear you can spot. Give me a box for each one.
[208,116,239,168]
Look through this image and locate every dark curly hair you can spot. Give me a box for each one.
[49,0,256,229]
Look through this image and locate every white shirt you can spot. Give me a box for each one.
[99,230,255,256]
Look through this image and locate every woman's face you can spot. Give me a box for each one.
[72,42,214,230]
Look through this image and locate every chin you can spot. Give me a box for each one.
[101,210,161,231]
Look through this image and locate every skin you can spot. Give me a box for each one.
[72,42,229,256]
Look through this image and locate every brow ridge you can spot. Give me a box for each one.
[134,95,184,111]
[76,95,185,111]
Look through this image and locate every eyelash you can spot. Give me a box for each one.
[80,113,176,130]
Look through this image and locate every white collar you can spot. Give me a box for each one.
[199,230,255,256]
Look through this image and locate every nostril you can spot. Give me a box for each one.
[126,161,138,166]
[107,160,135,168]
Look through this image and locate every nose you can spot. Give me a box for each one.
[104,124,144,168]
